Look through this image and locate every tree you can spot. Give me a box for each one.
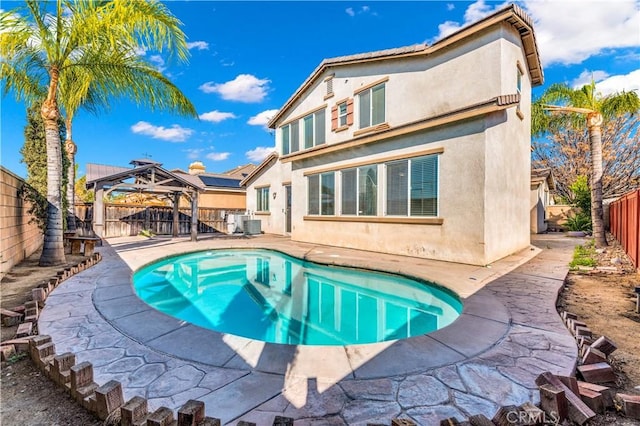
[1,0,197,265]
[20,102,68,231]
[533,114,640,201]
[532,81,640,248]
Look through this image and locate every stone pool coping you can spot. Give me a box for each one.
[39,234,580,424]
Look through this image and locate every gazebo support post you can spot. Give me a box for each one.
[94,185,105,238]
[172,192,180,238]
[190,191,198,242]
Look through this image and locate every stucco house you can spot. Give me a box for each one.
[530,168,555,234]
[242,4,543,266]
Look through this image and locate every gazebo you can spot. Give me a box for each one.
[85,159,204,241]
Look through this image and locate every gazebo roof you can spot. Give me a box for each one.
[86,161,204,194]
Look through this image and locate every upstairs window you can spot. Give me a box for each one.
[359,83,385,129]
[331,99,354,131]
[303,109,326,149]
[516,63,524,119]
[256,187,270,212]
[281,121,300,155]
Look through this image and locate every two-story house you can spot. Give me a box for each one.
[242,4,543,266]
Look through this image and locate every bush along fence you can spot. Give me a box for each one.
[609,188,640,270]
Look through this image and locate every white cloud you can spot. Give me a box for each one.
[246,146,276,163]
[206,152,231,161]
[247,109,279,128]
[346,5,376,17]
[522,0,640,66]
[186,41,209,50]
[131,121,193,142]
[134,46,147,56]
[571,70,610,89]
[446,3,455,11]
[199,74,270,103]
[148,54,166,71]
[184,148,204,160]
[199,110,237,123]
[596,70,640,96]
[430,0,507,42]
[429,0,640,67]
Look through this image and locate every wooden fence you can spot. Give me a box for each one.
[73,203,241,238]
[609,189,640,270]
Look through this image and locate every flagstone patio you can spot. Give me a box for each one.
[38,234,579,425]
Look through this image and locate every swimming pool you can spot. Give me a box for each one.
[133,249,462,346]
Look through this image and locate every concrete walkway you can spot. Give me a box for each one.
[39,234,581,425]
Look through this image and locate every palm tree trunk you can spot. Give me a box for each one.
[588,113,608,248]
[39,69,66,266]
[65,117,77,233]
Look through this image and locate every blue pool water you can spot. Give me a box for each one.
[133,249,462,346]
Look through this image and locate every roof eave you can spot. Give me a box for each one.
[268,4,543,128]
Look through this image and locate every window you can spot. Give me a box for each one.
[340,166,377,216]
[516,64,524,118]
[410,156,438,216]
[332,99,354,131]
[256,187,269,212]
[386,161,408,215]
[303,109,326,149]
[281,122,300,155]
[308,172,335,215]
[338,102,348,127]
[359,83,385,128]
[385,155,438,217]
[358,166,377,215]
[341,169,357,215]
[282,125,290,155]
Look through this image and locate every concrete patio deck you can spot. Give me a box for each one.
[38,234,581,425]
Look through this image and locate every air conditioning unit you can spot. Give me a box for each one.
[243,219,261,235]
[229,215,249,233]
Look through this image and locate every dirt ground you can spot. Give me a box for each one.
[1,238,639,425]
[1,249,100,425]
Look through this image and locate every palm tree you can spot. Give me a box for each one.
[58,52,198,233]
[532,81,639,248]
[1,0,197,265]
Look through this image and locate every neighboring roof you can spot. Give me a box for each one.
[531,167,555,190]
[222,163,258,179]
[268,4,542,127]
[86,164,131,184]
[199,175,242,189]
[240,153,279,187]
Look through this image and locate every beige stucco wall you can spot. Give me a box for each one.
[245,160,292,235]
[275,25,511,152]
[249,22,534,266]
[1,167,43,278]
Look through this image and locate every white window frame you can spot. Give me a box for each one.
[358,83,385,129]
[383,155,439,217]
[256,186,270,212]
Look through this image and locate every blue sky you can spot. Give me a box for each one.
[1,0,639,179]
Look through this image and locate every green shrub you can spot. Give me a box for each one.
[565,212,592,232]
[569,241,597,269]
